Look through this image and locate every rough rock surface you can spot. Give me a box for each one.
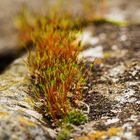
[0,55,56,140]
[0,0,140,140]
[72,23,140,140]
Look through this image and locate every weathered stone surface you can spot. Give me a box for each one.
[69,23,140,140]
[0,55,56,140]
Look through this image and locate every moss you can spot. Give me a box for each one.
[57,126,72,140]
[63,110,87,125]
[22,15,85,125]
[16,0,111,128]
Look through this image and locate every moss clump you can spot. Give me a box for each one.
[63,110,87,125]
[20,14,85,126]
[57,125,72,140]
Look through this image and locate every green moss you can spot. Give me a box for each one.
[63,110,87,125]
[57,110,87,140]
[57,126,71,140]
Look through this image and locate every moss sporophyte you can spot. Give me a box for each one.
[18,15,87,126]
